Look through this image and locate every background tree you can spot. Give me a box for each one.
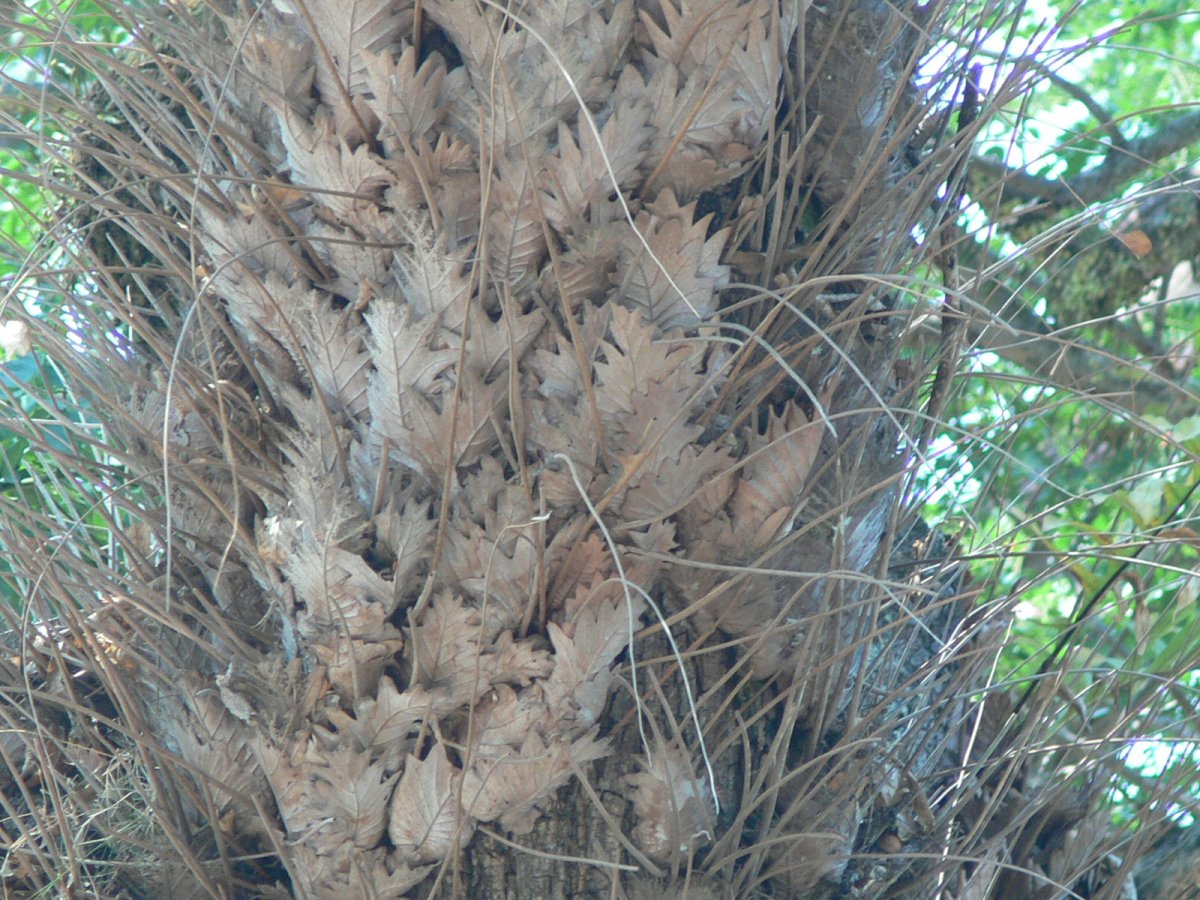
[0,1,1197,898]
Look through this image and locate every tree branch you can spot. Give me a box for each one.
[970,108,1200,217]
[955,221,1200,419]
[963,299,1199,418]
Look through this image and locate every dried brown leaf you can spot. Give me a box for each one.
[310,634,402,700]
[366,302,456,394]
[489,631,555,686]
[547,531,614,611]
[463,301,545,381]
[541,108,652,235]
[239,22,316,117]
[640,0,777,141]
[487,161,547,288]
[283,287,372,419]
[170,687,267,817]
[280,113,394,222]
[613,191,729,329]
[389,742,473,864]
[470,683,551,750]
[386,134,481,248]
[308,745,399,849]
[407,593,486,703]
[619,443,732,524]
[545,589,647,727]
[629,737,715,861]
[389,210,477,325]
[593,304,706,432]
[298,553,394,636]
[444,516,536,632]
[463,730,608,833]
[326,677,432,752]
[366,850,436,898]
[372,497,436,586]
[730,401,824,548]
[616,66,746,197]
[361,45,450,145]
[300,0,412,139]
[367,301,506,479]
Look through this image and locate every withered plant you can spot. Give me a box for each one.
[1,1,1197,897]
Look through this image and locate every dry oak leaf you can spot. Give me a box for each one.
[519,0,634,97]
[618,440,732,524]
[384,134,481,249]
[240,23,316,117]
[676,457,737,539]
[614,190,730,329]
[419,0,557,151]
[290,844,432,898]
[257,513,397,639]
[623,519,681,586]
[615,66,746,197]
[544,529,615,613]
[462,300,545,381]
[325,677,433,753]
[489,631,555,687]
[639,0,779,140]
[545,589,648,727]
[310,221,395,309]
[469,683,553,750]
[360,44,452,145]
[271,280,371,418]
[592,304,709,438]
[441,519,530,631]
[279,434,374,554]
[629,737,716,862]
[423,0,626,151]
[541,108,653,235]
[368,343,506,481]
[406,592,487,704]
[528,300,612,400]
[309,744,400,850]
[389,742,474,864]
[640,0,759,75]
[463,730,609,834]
[487,160,547,288]
[279,113,394,223]
[255,735,337,844]
[297,0,412,140]
[365,296,457,398]
[288,545,396,638]
[169,687,267,819]
[389,208,477,325]
[729,400,824,550]
[211,265,305,357]
[529,402,606,509]
[372,496,436,586]
[310,634,403,702]
[540,211,629,308]
[289,283,369,422]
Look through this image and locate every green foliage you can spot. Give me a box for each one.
[923,0,1200,831]
[992,2,1199,160]
[1,3,128,612]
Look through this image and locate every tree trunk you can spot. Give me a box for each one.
[0,1,1153,898]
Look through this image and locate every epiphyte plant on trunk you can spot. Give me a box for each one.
[1,1,1197,898]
